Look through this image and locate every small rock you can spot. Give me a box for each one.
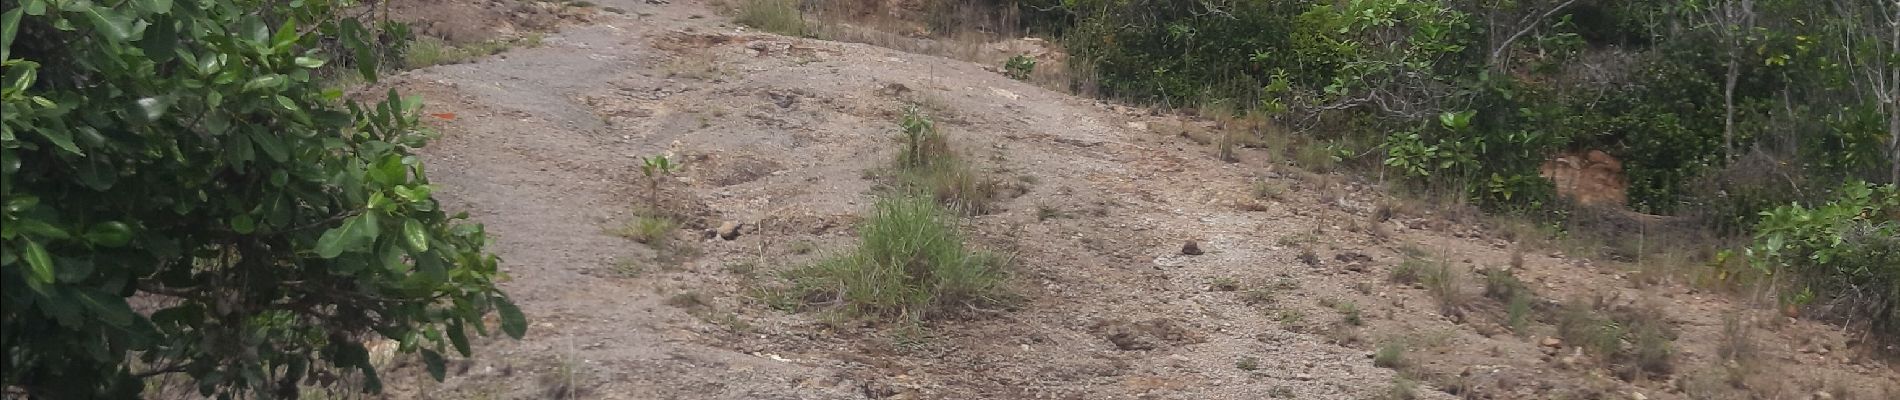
[1812,390,1835,400]
[1181,240,1204,255]
[1293,373,1314,381]
[1541,337,1563,348]
[717,221,743,240]
[1631,392,1648,400]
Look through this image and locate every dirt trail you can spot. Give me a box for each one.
[378,1,1898,399]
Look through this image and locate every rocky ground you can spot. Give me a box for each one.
[353,1,1900,399]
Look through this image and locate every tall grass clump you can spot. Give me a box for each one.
[788,196,1008,320]
[734,0,808,37]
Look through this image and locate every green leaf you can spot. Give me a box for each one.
[294,56,326,69]
[275,95,298,112]
[421,349,446,381]
[14,219,70,239]
[76,290,134,327]
[446,319,472,356]
[82,222,132,247]
[82,7,132,42]
[402,219,430,252]
[139,0,173,14]
[252,131,288,162]
[21,239,54,284]
[315,213,380,258]
[495,296,527,339]
[231,215,255,234]
[243,75,286,92]
[32,127,83,155]
[1,9,21,60]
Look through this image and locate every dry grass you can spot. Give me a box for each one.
[1421,261,1466,316]
[1716,313,1757,364]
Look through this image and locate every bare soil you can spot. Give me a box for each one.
[365,1,1900,399]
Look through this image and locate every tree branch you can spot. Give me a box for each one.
[1488,0,1582,67]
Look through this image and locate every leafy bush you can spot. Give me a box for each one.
[788,196,1008,320]
[1,0,517,397]
[1004,54,1036,80]
[1749,182,1900,342]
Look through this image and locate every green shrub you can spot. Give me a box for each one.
[734,0,808,37]
[1,1,514,396]
[788,196,1008,320]
[1004,54,1037,80]
[1750,182,1900,343]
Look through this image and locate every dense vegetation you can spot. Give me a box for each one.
[1003,0,1898,343]
[1,0,517,397]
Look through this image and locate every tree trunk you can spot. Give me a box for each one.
[1725,53,1740,162]
[1888,105,1898,184]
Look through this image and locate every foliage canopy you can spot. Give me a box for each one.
[1,0,519,397]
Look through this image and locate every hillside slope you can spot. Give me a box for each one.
[370,1,1899,399]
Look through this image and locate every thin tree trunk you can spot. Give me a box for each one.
[1888,104,1897,184]
[1725,54,1740,162]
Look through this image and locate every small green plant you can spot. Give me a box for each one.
[1243,286,1277,306]
[726,261,759,277]
[1483,268,1526,302]
[1210,277,1241,292]
[612,214,679,246]
[1383,377,1420,400]
[1235,356,1261,371]
[734,0,808,36]
[611,257,645,277]
[1036,203,1067,221]
[639,154,680,206]
[1555,301,1625,362]
[1373,342,1407,369]
[1390,257,1427,284]
[1628,319,1675,378]
[1253,181,1286,200]
[787,196,1008,320]
[1336,301,1363,326]
[1506,292,1534,334]
[403,35,539,69]
[1004,54,1037,80]
[1421,261,1465,315]
[788,240,819,255]
[665,291,708,309]
[891,106,997,214]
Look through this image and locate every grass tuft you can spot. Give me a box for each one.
[403,34,542,69]
[1373,342,1407,369]
[787,196,1007,320]
[610,213,679,246]
[734,0,808,37]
